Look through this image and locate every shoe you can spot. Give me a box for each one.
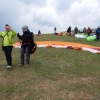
[25,64,29,68]
[6,65,11,69]
[19,64,24,67]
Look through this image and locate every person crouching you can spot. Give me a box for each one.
[17,25,32,68]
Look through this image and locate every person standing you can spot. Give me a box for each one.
[17,25,34,68]
[54,27,57,33]
[83,27,86,34]
[87,27,92,36]
[67,26,71,36]
[38,30,41,35]
[0,24,17,69]
[74,27,78,34]
[95,26,100,41]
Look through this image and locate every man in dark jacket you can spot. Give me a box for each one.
[74,27,78,34]
[54,27,57,33]
[67,26,71,36]
[17,25,34,67]
[95,26,100,41]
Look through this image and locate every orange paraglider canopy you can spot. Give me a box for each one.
[13,41,100,54]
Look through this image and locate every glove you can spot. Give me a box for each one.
[17,33,20,37]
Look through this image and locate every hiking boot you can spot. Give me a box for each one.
[25,64,29,68]
[19,64,24,67]
[6,65,11,69]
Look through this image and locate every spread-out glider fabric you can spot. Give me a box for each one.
[13,41,100,54]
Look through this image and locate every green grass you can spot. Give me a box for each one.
[0,34,100,100]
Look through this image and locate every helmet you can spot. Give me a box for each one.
[22,25,28,30]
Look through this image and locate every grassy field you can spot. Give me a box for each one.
[0,34,100,100]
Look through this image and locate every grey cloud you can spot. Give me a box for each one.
[33,16,56,27]
[18,0,47,7]
[36,19,56,27]
[70,2,100,29]
[0,0,30,32]
[32,9,57,27]
[0,11,19,32]
[0,0,100,33]
[51,0,83,14]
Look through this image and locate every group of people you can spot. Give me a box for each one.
[82,27,92,36]
[81,27,100,41]
[0,24,35,69]
[68,26,100,41]
[0,24,100,69]
[69,26,92,36]
[55,26,100,40]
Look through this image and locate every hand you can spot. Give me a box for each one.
[17,33,20,37]
[9,26,12,30]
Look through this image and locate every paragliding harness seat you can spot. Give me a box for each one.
[29,33,37,54]
[29,41,37,54]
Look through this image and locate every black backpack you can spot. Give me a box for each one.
[29,42,37,54]
[29,32,37,54]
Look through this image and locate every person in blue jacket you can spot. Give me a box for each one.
[95,26,100,41]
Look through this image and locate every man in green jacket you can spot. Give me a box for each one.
[0,24,17,69]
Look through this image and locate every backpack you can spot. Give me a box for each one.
[29,42,37,54]
[29,32,37,54]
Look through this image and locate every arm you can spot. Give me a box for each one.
[0,32,3,38]
[17,33,22,40]
[9,26,17,37]
[10,30,17,36]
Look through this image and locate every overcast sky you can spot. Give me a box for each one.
[0,0,100,34]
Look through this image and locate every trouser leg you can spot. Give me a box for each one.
[69,32,71,36]
[21,47,25,64]
[7,46,13,66]
[88,33,90,36]
[3,46,8,65]
[3,46,13,66]
[25,47,30,64]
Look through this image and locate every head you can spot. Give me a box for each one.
[5,24,10,31]
[22,25,28,33]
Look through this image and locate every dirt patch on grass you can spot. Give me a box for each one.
[22,75,94,99]
[0,71,95,100]
[0,72,8,84]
